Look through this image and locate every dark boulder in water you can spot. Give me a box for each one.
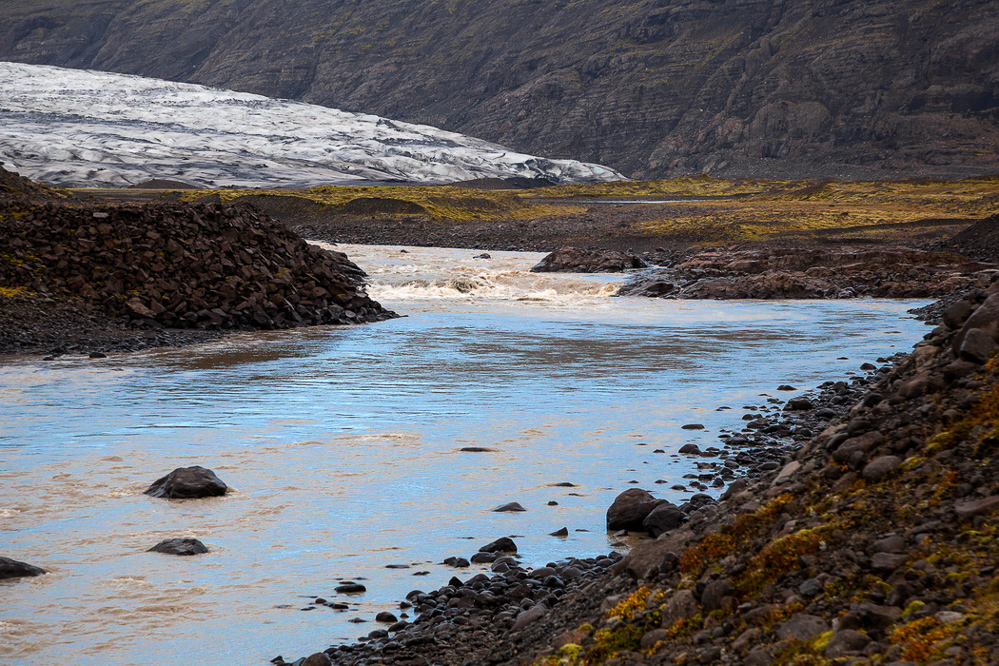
[606,488,666,532]
[144,466,228,499]
[0,556,45,579]
[148,538,209,556]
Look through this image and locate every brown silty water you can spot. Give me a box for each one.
[0,245,930,664]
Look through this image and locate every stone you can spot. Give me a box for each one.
[376,611,398,623]
[954,495,999,519]
[144,466,228,499]
[681,423,704,430]
[510,603,547,632]
[300,653,332,666]
[959,327,999,363]
[147,538,208,556]
[678,443,701,454]
[661,589,699,626]
[479,537,518,553]
[549,527,569,537]
[606,488,666,531]
[777,614,829,641]
[0,556,45,579]
[470,552,496,563]
[640,628,670,650]
[642,503,686,537]
[530,247,647,273]
[953,293,999,356]
[798,577,824,598]
[335,582,367,594]
[700,579,734,612]
[871,552,909,572]
[745,647,774,666]
[773,461,801,485]
[492,502,526,512]
[786,397,813,410]
[825,629,872,658]
[862,456,901,483]
[858,603,902,631]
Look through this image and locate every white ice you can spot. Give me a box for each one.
[0,61,625,188]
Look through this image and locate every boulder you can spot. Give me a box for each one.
[148,538,208,556]
[824,630,872,658]
[643,502,686,537]
[861,455,901,483]
[953,293,999,356]
[479,537,518,553]
[777,614,829,640]
[144,466,228,499]
[606,488,666,531]
[959,327,999,363]
[492,502,526,512]
[530,247,647,273]
[0,556,45,579]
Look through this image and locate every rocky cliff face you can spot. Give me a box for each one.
[3,0,998,179]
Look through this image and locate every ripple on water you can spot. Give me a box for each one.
[0,245,933,665]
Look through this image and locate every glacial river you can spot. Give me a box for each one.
[0,245,930,665]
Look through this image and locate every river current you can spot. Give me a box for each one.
[0,245,930,664]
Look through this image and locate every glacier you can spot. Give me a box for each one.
[0,62,624,188]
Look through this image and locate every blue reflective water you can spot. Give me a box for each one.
[0,246,930,665]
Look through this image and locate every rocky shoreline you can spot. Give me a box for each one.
[275,282,999,666]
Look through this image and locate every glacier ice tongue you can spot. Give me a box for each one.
[0,61,625,188]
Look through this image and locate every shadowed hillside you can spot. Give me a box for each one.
[2,0,997,180]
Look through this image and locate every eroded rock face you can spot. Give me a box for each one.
[530,247,647,273]
[144,466,228,499]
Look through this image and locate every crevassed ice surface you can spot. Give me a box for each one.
[0,61,624,188]
[0,245,933,665]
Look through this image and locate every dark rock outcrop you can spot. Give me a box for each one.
[0,556,45,579]
[148,538,209,556]
[144,466,228,499]
[530,247,647,273]
[620,247,996,299]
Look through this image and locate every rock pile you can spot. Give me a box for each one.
[0,195,394,336]
[274,539,625,666]
[619,247,996,299]
[531,247,648,273]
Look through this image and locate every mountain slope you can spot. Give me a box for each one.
[2,0,998,179]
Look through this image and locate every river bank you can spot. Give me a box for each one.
[279,283,999,666]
